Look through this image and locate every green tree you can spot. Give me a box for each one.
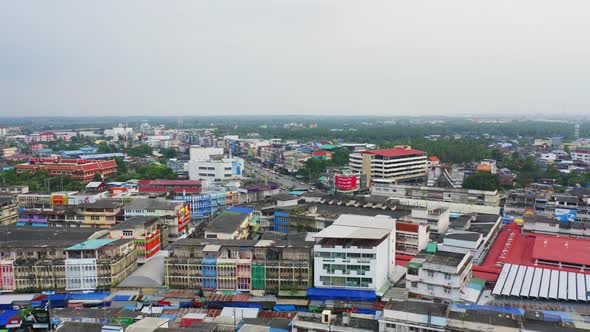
[515,173,533,188]
[159,147,177,159]
[462,171,502,191]
[114,157,128,174]
[97,142,120,154]
[127,144,153,157]
[93,172,103,182]
[331,149,350,166]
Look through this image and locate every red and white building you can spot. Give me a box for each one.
[138,179,202,195]
[15,158,117,184]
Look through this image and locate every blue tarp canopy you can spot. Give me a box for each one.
[307,288,376,301]
[32,294,70,308]
[69,292,110,300]
[226,207,254,214]
[113,295,132,301]
[274,305,296,312]
[0,309,19,326]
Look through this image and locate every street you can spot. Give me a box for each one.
[244,160,313,191]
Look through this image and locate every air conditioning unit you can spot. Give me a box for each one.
[322,310,332,324]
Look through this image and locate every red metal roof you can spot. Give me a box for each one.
[532,235,590,266]
[363,148,425,158]
[478,222,590,277]
[396,222,419,233]
[428,156,440,162]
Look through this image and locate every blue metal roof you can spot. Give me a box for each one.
[80,153,125,160]
[307,288,376,301]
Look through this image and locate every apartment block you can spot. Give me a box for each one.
[406,250,473,303]
[313,214,396,292]
[204,208,257,240]
[109,216,163,262]
[571,149,590,163]
[395,222,430,256]
[65,238,138,291]
[124,198,190,241]
[380,301,447,332]
[78,199,124,227]
[349,146,427,185]
[371,184,500,207]
[165,233,313,295]
[138,179,201,195]
[0,196,18,225]
[0,226,98,292]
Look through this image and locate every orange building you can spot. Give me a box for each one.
[15,157,117,184]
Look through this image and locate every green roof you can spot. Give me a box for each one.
[278,290,307,297]
[66,239,117,251]
[405,262,423,269]
[426,242,438,253]
[470,277,487,287]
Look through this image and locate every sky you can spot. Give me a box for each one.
[1,0,589,117]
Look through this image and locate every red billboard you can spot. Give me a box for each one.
[335,175,357,191]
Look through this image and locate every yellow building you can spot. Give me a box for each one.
[0,196,18,225]
[78,199,124,227]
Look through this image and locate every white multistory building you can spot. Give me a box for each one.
[406,250,473,303]
[313,214,396,291]
[571,149,590,163]
[103,124,133,138]
[188,146,244,183]
[349,146,427,185]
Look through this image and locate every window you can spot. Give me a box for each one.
[411,282,417,288]
[427,271,434,277]
[90,216,100,221]
[444,287,451,294]
[444,273,451,280]
[123,231,133,237]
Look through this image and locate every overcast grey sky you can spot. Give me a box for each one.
[1,0,589,117]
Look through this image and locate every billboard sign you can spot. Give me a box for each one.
[335,175,358,191]
[555,208,577,222]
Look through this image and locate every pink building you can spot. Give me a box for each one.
[0,261,15,291]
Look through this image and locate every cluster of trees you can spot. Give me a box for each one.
[462,171,502,191]
[0,169,86,192]
[408,139,493,163]
[228,119,587,143]
[127,144,153,157]
[296,149,350,181]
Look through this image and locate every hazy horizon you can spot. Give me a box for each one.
[2,1,590,117]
